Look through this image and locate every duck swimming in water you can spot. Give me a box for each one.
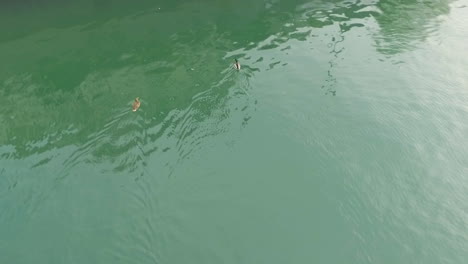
[132,97,140,112]
[234,59,240,70]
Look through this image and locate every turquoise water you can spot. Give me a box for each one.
[1,0,468,263]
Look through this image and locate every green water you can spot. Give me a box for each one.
[1,0,468,263]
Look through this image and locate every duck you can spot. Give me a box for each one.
[132,97,141,112]
[234,59,241,70]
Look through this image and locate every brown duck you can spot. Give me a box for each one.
[132,97,141,112]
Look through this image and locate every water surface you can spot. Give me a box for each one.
[1,0,468,263]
